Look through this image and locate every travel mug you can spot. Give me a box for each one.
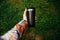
[26,7,35,27]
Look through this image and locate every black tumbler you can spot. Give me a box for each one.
[26,7,35,27]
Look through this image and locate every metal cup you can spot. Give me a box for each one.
[26,7,35,27]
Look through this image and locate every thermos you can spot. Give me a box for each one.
[26,7,35,27]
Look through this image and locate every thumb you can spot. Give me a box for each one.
[23,8,27,21]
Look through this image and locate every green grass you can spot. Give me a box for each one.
[0,0,60,40]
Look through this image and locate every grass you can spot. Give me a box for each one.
[0,0,60,40]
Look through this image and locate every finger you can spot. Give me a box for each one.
[35,21,37,23]
[35,18,37,21]
[35,19,37,22]
[35,16,37,19]
[35,16,37,21]
[24,8,27,16]
[35,16,37,23]
[23,8,27,21]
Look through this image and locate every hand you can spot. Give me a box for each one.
[23,8,37,23]
[35,16,37,23]
[23,8,27,21]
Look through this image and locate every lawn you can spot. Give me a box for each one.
[0,0,60,40]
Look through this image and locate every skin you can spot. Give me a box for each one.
[0,8,37,40]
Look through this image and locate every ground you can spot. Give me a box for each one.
[0,0,60,40]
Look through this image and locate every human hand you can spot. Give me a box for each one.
[23,8,37,23]
[23,8,27,21]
